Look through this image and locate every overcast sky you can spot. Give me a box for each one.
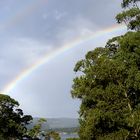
[0,0,126,118]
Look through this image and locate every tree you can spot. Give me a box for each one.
[27,118,61,140]
[0,94,32,140]
[71,0,140,140]
[66,138,80,140]
[28,118,47,139]
[116,0,140,31]
[48,131,61,140]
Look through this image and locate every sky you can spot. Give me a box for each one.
[0,0,126,118]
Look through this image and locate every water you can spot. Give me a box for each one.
[60,133,78,140]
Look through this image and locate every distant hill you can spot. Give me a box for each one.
[28,118,79,131]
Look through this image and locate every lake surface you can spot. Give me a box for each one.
[60,133,78,140]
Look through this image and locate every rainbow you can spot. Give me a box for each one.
[3,24,126,94]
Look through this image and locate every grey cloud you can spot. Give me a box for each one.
[0,0,125,117]
[0,0,121,45]
[0,37,53,90]
[10,51,82,118]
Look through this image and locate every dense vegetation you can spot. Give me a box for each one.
[71,0,140,139]
[0,94,32,140]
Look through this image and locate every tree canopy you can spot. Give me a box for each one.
[71,0,140,139]
[28,118,47,139]
[0,94,32,140]
[116,0,140,30]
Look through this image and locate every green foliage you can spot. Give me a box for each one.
[121,0,140,8]
[0,134,5,140]
[116,0,140,31]
[71,0,140,139]
[28,118,47,139]
[71,28,140,140]
[0,94,32,139]
[66,138,80,140]
[48,131,61,140]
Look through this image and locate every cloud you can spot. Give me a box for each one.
[0,0,125,117]
[0,37,53,90]
[0,0,121,45]
[54,10,67,20]
[9,47,82,118]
